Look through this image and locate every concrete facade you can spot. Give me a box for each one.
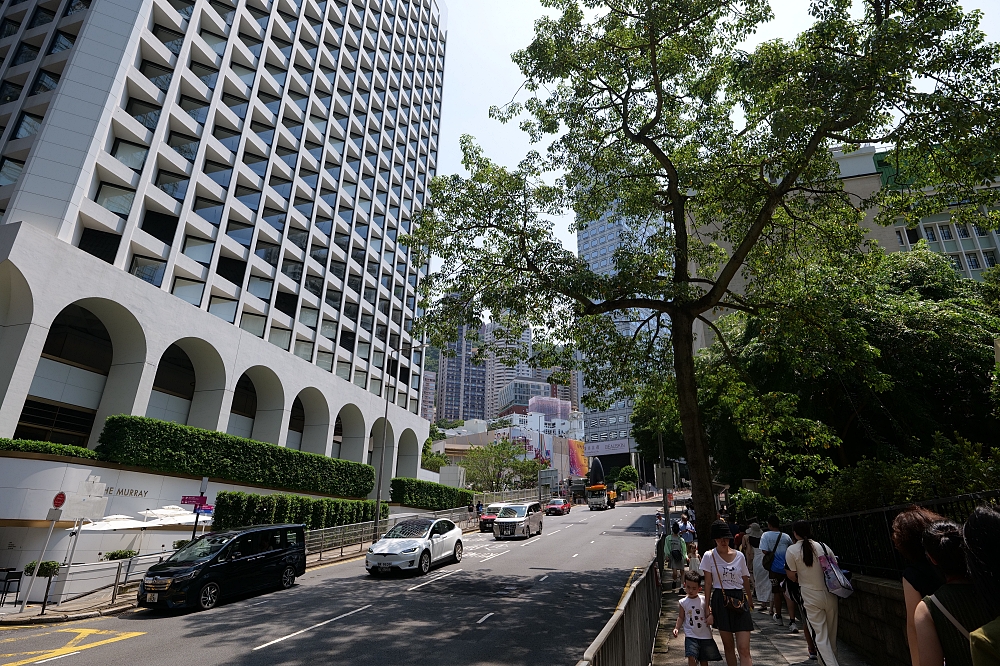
[0,0,444,493]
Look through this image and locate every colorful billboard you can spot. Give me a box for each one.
[568,439,588,477]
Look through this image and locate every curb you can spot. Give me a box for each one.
[0,602,136,626]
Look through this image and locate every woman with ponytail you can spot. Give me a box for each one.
[963,506,1000,665]
[785,520,841,666]
[914,520,993,666]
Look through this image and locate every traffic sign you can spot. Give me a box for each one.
[53,492,66,509]
[181,495,207,505]
[195,505,214,515]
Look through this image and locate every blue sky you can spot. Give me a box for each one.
[434,1,1000,251]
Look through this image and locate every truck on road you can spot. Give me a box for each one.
[586,483,616,510]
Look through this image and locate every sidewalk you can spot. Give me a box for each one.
[654,589,871,665]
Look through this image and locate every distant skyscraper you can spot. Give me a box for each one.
[420,370,436,422]
[484,322,533,419]
[435,323,485,421]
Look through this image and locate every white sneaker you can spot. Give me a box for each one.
[773,614,783,626]
[788,621,799,633]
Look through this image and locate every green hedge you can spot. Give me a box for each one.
[0,438,98,459]
[213,491,389,531]
[389,478,473,511]
[97,416,374,498]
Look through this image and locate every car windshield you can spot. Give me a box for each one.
[485,505,503,514]
[166,533,233,564]
[384,520,432,538]
[547,500,563,505]
[499,506,527,518]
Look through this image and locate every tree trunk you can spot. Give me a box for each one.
[672,311,716,554]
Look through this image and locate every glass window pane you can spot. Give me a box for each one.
[13,112,42,139]
[200,30,227,55]
[293,340,312,360]
[172,277,204,305]
[28,8,55,28]
[0,19,21,39]
[0,158,24,186]
[316,351,333,371]
[208,296,238,322]
[156,170,189,200]
[126,98,161,131]
[63,0,91,16]
[247,275,273,299]
[226,219,253,246]
[240,312,266,337]
[140,60,173,91]
[12,43,39,66]
[179,95,209,124]
[268,327,291,350]
[336,361,351,380]
[152,24,184,54]
[182,235,213,264]
[167,131,199,161]
[48,31,75,54]
[111,139,148,171]
[30,70,59,95]
[95,183,135,217]
[0,81,23,104]
[129,255,166,286]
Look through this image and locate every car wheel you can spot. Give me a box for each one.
[197,582,220,611]
[418,550,431,575]
[453,541,463,563]
[280,565,295,589]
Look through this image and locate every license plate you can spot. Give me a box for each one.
[146,593,158,602]
[378,563,391,571]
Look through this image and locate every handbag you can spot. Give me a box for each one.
[819,543,854,599]
[711,549,750,612]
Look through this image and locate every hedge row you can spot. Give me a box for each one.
[389,477,473,511]
[0,438,98,459]
[213,491,389,531]
[96,416,375,498]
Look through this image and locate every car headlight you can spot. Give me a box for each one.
[401,547,417,554]
[368,547,374,554]
[173,568,201,582]
[518,521,526,527]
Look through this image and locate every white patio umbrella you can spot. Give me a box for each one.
[76,515,149,531]
[138,506,191,519]
[143,513,213,527]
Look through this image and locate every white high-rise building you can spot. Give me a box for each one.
[0,0,443,496]
[483,321,532,419]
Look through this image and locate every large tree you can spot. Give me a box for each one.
[462,440,548,492]
[408,0,1000,547]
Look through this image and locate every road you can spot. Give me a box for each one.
[0,502,659,666]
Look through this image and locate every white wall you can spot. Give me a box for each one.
[28,357,106,410]
[417,468,440,483]
[144,389,191,424]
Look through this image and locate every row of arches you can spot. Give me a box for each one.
[6,297,422,486]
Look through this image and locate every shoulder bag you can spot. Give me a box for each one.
[819,542,854,599]
[761,533,778,570]
[669,536,684,562]
[926,594,970,640]
[710,549,750,612]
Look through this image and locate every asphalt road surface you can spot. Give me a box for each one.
[1,502,659,666]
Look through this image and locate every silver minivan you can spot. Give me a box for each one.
[493,502,543,540]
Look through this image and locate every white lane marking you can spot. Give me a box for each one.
[35,652,81,663]
[549,529,561,535]
[565,525,572,528]
[253,605,372,650]
[520,539,538,547]
[476,612,494,624]
[407,569,463,591]
[539,575,548,582]
[248,600,270,606]
[590,540,595,544]
[572,553,579,558]
[480,552,508,563]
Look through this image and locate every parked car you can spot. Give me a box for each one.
[546,498,572,516]
[366,518,463,576]
[478,503,508,532]
[138,524,306,611]
[493,502,543,540]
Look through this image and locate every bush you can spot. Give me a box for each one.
[97,415,375,498]
[618,465,640,485]
[0,438,98,459]
[102,549,137,561]
[212,491,389,531]
[389,478,473,511]
[728,489,782,524]
[24,561,60,577]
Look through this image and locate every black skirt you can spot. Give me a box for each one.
[710,588,754,633]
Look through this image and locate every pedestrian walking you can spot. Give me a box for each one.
[963,505,1000,665]
[674,570,724,665]
[703,520,754,666]
[667,522,689,591]
[746,523,772,611]
[786,521,840,665]
[891,506,946,666]
[784,528,819,661]
[914,520,995,666]
[656,511,666,539]
[680,511,698,556]
[760,515,796,628]
[476,501,483,516]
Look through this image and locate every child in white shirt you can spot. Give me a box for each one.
[673,571,723,665]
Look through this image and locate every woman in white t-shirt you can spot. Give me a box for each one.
[785,520,839,666]
[703,520,754,666]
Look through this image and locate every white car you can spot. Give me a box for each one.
[366,517,463,576]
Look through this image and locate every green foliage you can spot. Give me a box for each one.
[810,434,1000,517]
[97,416,375,498]
[728,489,782,524]
[462,439,548,492]
[212,491,388,531]
[0,438,98,459]
[102,549,138,561]
[617,481,636,493]
[389,478,473,511]
[172,540,190,550]
[434,419,465,430]
[427,423,447,441]
[421,438,449,473]
[606,466,621,486]
[24,561,60,577]
[618,465,639,485]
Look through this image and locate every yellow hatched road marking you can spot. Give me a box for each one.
[2,627,145,666]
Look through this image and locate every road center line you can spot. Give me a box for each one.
[35,652,81,663]
[407,569,463,591]
[539,575,548,581]
[590,540,595,544]
[476,613,494,624]
[549,529,561,534]
[253,605,371,650]
[572,553,579,558]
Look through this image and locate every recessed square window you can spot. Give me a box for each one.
[139,60,173,92]
[0,81,22,104]
[0,157,26,186]
[126,98,161,131]
[11,43,39,66]
[182,235,214,264]
[203,159,232,188]
[63,0,91,17]
[48,31,75,54]
[172,277,204,305]
[78,228,121,263]
[225,218,253,246]
[192,196,225,225]
[242,151,268,177]
[29,70,59,95]
[167,131,199,161]
[94,183,135,218]
[152,24,184,55]
[0,19,20,39]
[27,8,55,28]
[166,0,194,19]
[222,92,248,119]
[199,29,227,56]
[208,296,238,323]
[129,254,166,287]
[155,169,189,201]
[247,275,273,299]
[268,326,292,350]
[190,61,218,89]
[240,312,266,337]
[179,95,210,125]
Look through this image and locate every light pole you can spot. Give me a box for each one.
[372,341,431,545]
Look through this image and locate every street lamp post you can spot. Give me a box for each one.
[372,341,430,545]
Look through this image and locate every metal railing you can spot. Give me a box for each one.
[47,551,174,606]
[304,506,480,559]
[805,490,1000,579]
[473,488,540,507]
[576,559,661,666]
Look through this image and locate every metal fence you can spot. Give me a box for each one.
[805,490,1000,579]
[576,560,661,666]
[304,506,480,559]
[47,551,174,606]
[473,488,540,507]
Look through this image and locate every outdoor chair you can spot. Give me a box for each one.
[0,570,22,606]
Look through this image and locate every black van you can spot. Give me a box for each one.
[138,524,306,611]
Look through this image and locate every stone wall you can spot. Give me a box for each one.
[838,575,910,666]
